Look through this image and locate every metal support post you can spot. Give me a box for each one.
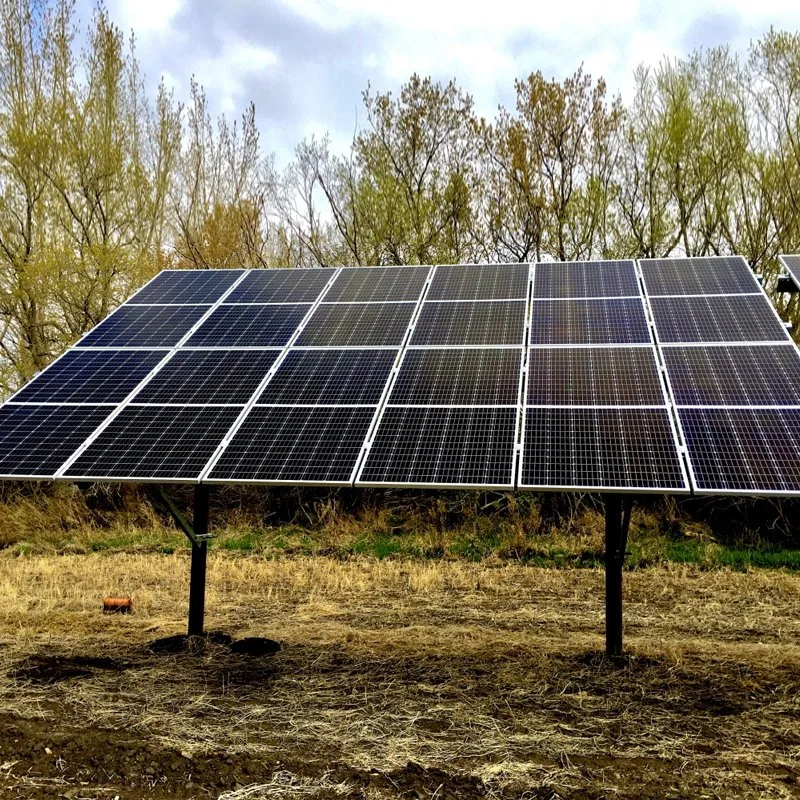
[188,485,210,637]
[604,494,633,656]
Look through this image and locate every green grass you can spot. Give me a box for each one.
[4,508,800,573]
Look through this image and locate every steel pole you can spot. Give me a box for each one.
[188,485,209,637]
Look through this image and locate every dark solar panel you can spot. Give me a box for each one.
[186,304,310,347]
[297,303,414,347]
[80,305,209,347]
[128,269,243,304]
[529,299,650,345]
[134,350,281,405]
[640,256,758,296]
[780,254,800,289]
[411,301,526,346]
[226,268,335,303]
[527,347,663,405]
[359,407,517,487]
[427,264,529,300]
[663,345,800,406]
[208,405,375,483]
[11,350,165,404]
[679,408,800,493]
[325,266,429,302]
[521,408,686,490]
[649,295,788,343]
[65,406,241,480]
[389,348,521,405]
[534,260,639,298]
[257,349,396,405]
[0,404,112,476]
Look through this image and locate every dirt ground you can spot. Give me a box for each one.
[0,553,798,799]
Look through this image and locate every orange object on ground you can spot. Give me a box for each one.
[103,596,132,614]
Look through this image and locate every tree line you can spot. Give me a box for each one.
[1,0,800,393]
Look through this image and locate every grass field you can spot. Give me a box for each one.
[0,551,799,799]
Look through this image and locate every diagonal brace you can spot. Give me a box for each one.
[153,486,212,546]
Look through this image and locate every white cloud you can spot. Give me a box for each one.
[99,0,800,166]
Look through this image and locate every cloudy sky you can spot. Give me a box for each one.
[78,0,800,167]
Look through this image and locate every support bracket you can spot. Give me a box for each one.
[150,485,211,637]
[152,486,212,546]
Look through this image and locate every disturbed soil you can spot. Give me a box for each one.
[0,553,798,799]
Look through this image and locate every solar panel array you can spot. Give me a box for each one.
[1,257,800,495]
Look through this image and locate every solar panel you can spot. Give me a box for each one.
[134,350,281,405]
[79,305,209,347]
[527,347,664,406]
[649,295,789,344]
[128,269,243,304]
[11,350,165,404]
[520,408,686,490]
[411,301,526,346]
[0,404,113,477]
[186,304,311,347]
[64,406,242,480]
[325,266,429,302]
[529,299,650,345]
[1,260,797,495]
[357,407,517,488]
[679,408,800,493]
[227,269,335,303]
[662,345,800,406]
[256,349,397,405]
[207,405,375,484]
[534,260,639,298]
[640,256,759,296]
[296,303,414,347]
[389,348,521,405]
[427,263,529,300]
[779,254,800,290]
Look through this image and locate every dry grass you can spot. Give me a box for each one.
[0,552,799,798]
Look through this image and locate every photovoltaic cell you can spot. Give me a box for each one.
[640,256,758,296]
[358,407,516,487]
[325,266,428,302]
[186,304,310,347]
[227,268,335,303]
[257,349,396,405]
[411,301,526,346]
[529,299,650,345]
[389,348,521,405]
[534,260,639,299]
[133,350,281,405]
[679,408,800,493]
[12,350,165,404]
[521,408,686,490]
[663,345,800,406]
[79,305,209,347]
[527,347,664,406]
[780,254,800,290]
[0,404,112,476]
[297,303,414,347]
[128,269,243,304]
[427,264,529,300]
[65,406,241,479]
[208,406,375,483]
[649,295,788,344]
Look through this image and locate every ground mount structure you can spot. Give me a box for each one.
[2,256,800,655]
